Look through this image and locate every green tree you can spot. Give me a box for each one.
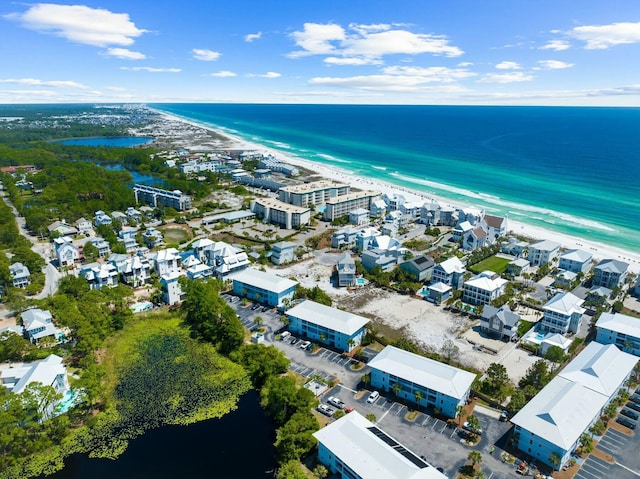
[507,390,527,415]
[414,390,423,405]
[544,345,567,363]
[549,452,562,470]
[465,414,481,440]
[456,405,467,427]
[392,382,402,397]
[519,359,551,391]
[365,413,376,422]
[484,363,510,396]
[230,344,290,388]
[313,464,329,479]
[579,432,594,453]
[83,241,99,262]
[261,375,316,426]
[468,450,483,467]
[277,460,307,479]
[441,339,460,362]
[0,331,34,362]
[275,411,319,462]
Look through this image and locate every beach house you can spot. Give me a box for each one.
[54,236,79,268]
[528,240,561,266]
[160,271,185,306]
[336,252,356,287]
[539,292,585,335]
[286,300,369,352]
[511,343,638,470]
[592,259,629,289]
[596,312,640,356]
[479,305,520,341]
[79,262,119,290]
[21,308,64,345]
[558,249,593,274]
[313,411,447,479]
[270,241,297,265]
[368,346,475,418]
[9,262,30,288]
[399,255,435,282]
[431,257,465,290]
[462,271,508,306]
[331,226,360,249]
[230,268,298,308]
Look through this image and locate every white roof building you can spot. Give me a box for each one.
[313,411,447,479]
[230,268,298,294]
[437,257,465,275]
[544,292,585,317]
[286,301,369,336]
[368,346,475,401]
[1,354,69,395]
[596,312,640,339]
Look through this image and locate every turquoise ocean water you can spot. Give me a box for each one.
[151,104,640,253]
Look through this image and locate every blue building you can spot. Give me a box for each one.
[230,268,297,308]
[596,312,640,356]
[286,300,369,352]
[367,346,475,418]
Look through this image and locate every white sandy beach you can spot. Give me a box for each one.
[153,109,640,274]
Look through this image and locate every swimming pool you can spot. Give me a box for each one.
[57,389,81,414]
[356,278,369,286]
[131,301,153,313]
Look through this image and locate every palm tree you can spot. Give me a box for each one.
[392,382,402,397]
[414,390,423,405]
[549,452,562,471]
[456,405,467,427]
[468,451,482,467]
[253,316,263,328]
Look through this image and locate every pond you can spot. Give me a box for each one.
[103,164,165,187]
[55,137,154,147]
[45,390,276,479]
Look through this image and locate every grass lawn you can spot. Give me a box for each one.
[468,255,511,274]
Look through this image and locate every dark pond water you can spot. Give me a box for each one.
[45,390,276,479]
[56,137,154,147]
[103,163,165,187]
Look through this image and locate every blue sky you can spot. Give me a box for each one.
[2,1,640,105]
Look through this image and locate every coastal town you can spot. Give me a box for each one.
[1,107,640,479]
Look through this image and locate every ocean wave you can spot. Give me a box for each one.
[372,166,387,171]
[317,153,352,164]
[265,140,292,149]
[387,172,616,233]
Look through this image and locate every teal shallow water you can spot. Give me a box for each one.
[152,104,640,253]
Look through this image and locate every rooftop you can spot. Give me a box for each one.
[596,312,640,338]
[544,292,585,316]
[253,197,310,213]
[229,268,298,294]
[368,346,476,400]
[286,300,369,336]
[279,180,348,193]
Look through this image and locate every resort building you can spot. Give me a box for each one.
[479,305,520,341]
[430,257,466,290]
[511,342,638,470]
[336,252,356,287]
[592,259,629,289]
[278,180,349,207]
[133,184,192,211]
[230,268,298,308]
[323,190,382,222]
[251,197,311,230]
[54,236,79,268]
[558,249,593,274]
[596,312,640,356]
[270,241,297,266]
[528,240,561,266]
[368,346,475,418]
[539,292,585,335]
[9,262,30,288]
[462,271,508,306]
[313,411,447,479]
[286,300,370,352]
[399,255,435,282]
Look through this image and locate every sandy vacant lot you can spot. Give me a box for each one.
[271,256,528,376]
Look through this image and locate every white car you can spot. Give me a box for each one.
[463,421,483,435]
[299,340,311,350]
[316,404,335,417]
[366,391,380,404]
[327,396,346,409]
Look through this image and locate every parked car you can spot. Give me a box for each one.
[299,340,311,350]
[280,331,291,341]
[290,337,299,345]
[499,410,509,422]
[630,394,640,404]
[463,421,483,435]
[366,391,380,404]
[627,401,640,412]
[261,306,269,312]
[328,396,346,410]
[616,416,637,429]
[316,404,335,417]
[620,408,640,420]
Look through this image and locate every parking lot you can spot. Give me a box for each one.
[573,426,640,479]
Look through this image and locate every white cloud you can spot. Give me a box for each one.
[309,74,468,93]
[209,71,237,77]
[288,22,463,61]
[260,72,281,78]
[106,86,129,91]
[382,65,476,82]
[5,4,146,47]
[458,62,473,67]
[478,72,534,83]
[192,49,221,61]
[0,78,88,89]
[121,67,181,73]
[0,89,60,98]
[570,21,640,49]
[537,60,574,70]
[540,39,571,51]
[495,61,521,70]
[245,32,262,42]
[324,57,382,66]
[105,48,146,60]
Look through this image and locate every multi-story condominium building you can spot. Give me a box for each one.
[558,249,593,274]
[512,343,638,470]
[251,197,311,230]
[286,300,369,352]
[278,180,349,207]
[596,312,640,356]
[430,257,465,290]
[230,268,298,308]
[323,190,382,222]
[593,258,629,289]
[313,411,447,479]
[462,271,508,305]
[528,240,561,266]
[539,292,585,335]
[133,184,192,211]
[368,346,475,418]
[9,262,30,288]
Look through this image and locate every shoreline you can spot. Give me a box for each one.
[148,107,640,274]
